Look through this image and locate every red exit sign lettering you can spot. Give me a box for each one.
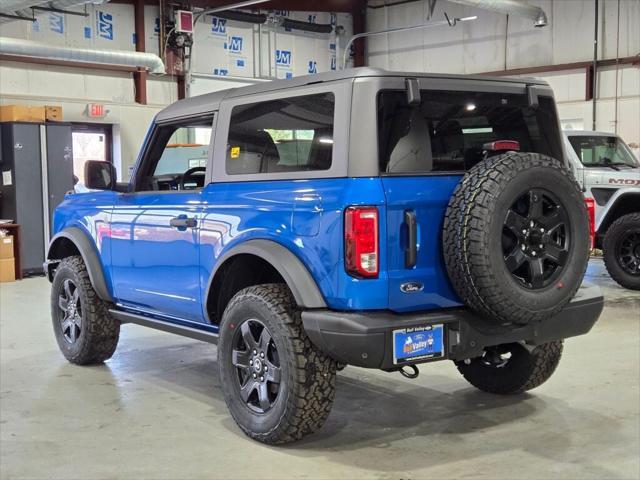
[87,103,107,118]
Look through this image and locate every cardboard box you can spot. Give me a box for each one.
[0,235,14,259]
[0,257,15,283]
[45,105,63,122]
[0,105,45,123]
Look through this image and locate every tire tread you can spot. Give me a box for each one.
[442,153,588,324]
[52,256,119,365]
[221,284,336,444]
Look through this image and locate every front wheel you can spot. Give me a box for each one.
[455,341,563,394]
[51,256,120,365]
[217,284,337,444]
[603,212,640,290]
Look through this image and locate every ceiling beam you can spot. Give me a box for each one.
[481,55,640,77]
[110,0,360,13]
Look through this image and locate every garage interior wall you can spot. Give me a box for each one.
[0,3,353,177]
[367,0,640,148]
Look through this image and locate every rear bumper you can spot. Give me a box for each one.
[301,284,604,369]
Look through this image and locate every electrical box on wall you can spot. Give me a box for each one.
[175,10,193,33]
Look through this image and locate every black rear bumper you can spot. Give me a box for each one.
[301,284,604,370]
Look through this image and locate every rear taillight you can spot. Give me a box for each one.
[345,206,379,278]
[585,197,596,249]
[483,140,521,152]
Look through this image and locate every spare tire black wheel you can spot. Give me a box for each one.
[443,152,590,325]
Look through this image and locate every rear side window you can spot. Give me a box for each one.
[378,90,563,174]
[226,93,335,175]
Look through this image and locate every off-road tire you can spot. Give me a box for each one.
[217,283,336,444]
[603,212,640,290]
[51,255,119,364]
[455,341,563,394]
[443,152,590,325]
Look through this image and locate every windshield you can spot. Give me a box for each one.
[378,90,563,173]
[567,134,638,168]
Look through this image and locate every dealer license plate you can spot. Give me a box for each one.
[392,324,445,365]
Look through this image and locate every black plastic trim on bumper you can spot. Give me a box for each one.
[301,284,604,370]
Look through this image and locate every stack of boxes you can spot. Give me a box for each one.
[0,230,16,283]
[0,104,63,122]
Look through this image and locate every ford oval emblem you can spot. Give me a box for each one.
[400,282,424,293]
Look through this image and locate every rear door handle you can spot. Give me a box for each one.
[404,210,417,268]
[170,215,197,229]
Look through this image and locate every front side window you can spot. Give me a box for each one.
[136,119,212,191]
[567,135,639,168]
[378,90,563,174]
[226,93,335,175]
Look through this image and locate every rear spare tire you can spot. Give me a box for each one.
[443,152,589,325]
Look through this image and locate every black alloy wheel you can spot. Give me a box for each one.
[57,278,83,344]
[231,318,282,414]
[502,188,570,289]
[616,231,640,276]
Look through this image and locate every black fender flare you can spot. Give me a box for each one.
[598,191,640,235]
[46,227,113,302]
[206,239,327,312]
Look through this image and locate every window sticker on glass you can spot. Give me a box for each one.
[230,146,241,159]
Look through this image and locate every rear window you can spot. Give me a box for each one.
[378,90,563,174]
[226,93,334,175]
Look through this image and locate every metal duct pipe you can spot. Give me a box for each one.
[213,10,267,24]
[447,0,548,27]
[1,0,110,23]
[0,1,45,13]
[0,0,50,17]
[280,17,333,34]
[194,0,270,24]
[0,36,165,73]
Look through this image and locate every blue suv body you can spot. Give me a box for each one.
[46,68,603,444]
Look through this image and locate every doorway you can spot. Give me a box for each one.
[71,124,112,188]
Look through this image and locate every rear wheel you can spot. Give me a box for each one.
[51,256,119,365]
[603,212,640,290]
[455,341,563,394]
[443,152,590,325]
[217,284,336,444]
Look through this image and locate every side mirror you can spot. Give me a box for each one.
[84,160,116,190]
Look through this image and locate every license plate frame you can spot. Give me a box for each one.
[392,324,445,365]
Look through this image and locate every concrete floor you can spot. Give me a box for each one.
[1,259,638,480]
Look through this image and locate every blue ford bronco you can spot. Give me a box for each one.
[46,68,604,444]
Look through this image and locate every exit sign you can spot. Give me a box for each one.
[87,103,107,118]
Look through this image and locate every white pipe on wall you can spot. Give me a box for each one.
[0,36,165,73]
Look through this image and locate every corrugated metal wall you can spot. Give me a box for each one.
[366,0,639,73]
[366,0,640,152]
